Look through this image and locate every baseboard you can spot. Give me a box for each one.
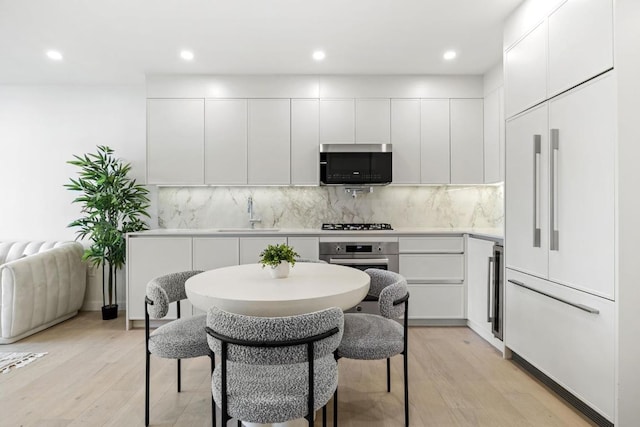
[408,318,467,326]
[511,352,613,427]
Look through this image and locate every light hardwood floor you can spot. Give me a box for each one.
[0,312,595,427]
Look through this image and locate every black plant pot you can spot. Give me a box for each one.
[102,304,119,320]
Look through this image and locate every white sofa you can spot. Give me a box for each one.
[0,241,87,344]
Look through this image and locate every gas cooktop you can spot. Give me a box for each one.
[321,223,393,231]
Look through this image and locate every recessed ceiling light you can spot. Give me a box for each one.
[46,50,63,61]
[312,50,326,61]
[180,50,194,61]
[443,50,457,60]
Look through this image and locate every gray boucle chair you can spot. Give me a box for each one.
[205,306,344,427]
[145,270,212,427]
[336,269,410,426]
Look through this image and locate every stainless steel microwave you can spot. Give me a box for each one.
[319,143,392,185]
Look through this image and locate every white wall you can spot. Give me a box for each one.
[0,84,148,309]
[615,0,640,424]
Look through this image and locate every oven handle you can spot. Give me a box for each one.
[329,258,389,265]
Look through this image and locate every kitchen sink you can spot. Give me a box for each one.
[215,228,280,232]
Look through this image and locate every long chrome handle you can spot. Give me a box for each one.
[487,256,494,322]
[508,279,599,314]
[329,258,389,265]
[533,135,541,248]
[550,129,559,251]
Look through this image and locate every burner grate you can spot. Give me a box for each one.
[321,223,393,231]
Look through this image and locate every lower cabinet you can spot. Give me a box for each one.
[239,237,288,264]
[287,237,320,260]
[506,269,614,422]
[126,237,193,324]
[399,236,465,321]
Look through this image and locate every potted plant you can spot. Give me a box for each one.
[65,145,150,320]
[259,243,300,278]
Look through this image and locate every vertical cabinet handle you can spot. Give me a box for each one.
[487,256,494,323]
[550,129,560,251]
[533,135,541,248]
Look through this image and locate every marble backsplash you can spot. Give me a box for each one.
[157,185,504,230]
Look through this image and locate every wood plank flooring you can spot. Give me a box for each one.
[0,312,595,426]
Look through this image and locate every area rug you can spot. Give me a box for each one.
[0,352,47,374]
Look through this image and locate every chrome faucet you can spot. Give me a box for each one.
[247,196,262,229]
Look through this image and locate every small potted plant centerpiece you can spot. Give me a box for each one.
[259,243,299,278]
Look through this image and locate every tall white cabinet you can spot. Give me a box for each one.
[504,0,616,423]
[248,99,291,185]
[205,99,247,185]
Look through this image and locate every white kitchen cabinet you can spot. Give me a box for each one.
[248,99,291,185]
[420,99,450,184]
[399,236,465,320]
[319,99,354,143]
[147,99,204,184]
[547,73,615,299]
[547,0,613,98]
[390,99,421,184]
[506,73,615,299]
[504,21,547,118]
[466,237,502,349]
[506,269,614,421]
[287,237,319,260]
[291,99,319,185]
[239,237,288,264]
[483,88,504,183]
[450,99,484,184]
[355,99,390,143]
[193,237,240,270]
[505,103,549,279]
[126,237,192,324]
[205,99,247,185]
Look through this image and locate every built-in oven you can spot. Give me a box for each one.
[319,238,399,314]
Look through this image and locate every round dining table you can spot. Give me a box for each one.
[185,262,370,316]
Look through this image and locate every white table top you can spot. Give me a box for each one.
[185,262,370,317]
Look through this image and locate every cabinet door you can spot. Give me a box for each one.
[506,270,614,421]
[291,99,319,185]
[548,73,615,299]
[407,284,465,319]
[356,99,390,143]
[287,237,319,260]
[504,21,547,118]
[391,99,421,184]
[248,99,290,185]
[127,237,192,321]
[147,99,204,184]
[193,238,240,270]
[548,0,613,97]
[239,237,288,264]
[466,237,495,336]
[483,88,503,183]
[205,99,247,185]
[505,103,549,278]
[319,99,355,143]
[450,99,484,184]
[420,99,450,184]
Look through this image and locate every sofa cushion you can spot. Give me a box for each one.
[0,241,70,265]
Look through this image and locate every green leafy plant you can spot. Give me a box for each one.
[259,243,300,268]
[65,145,150,316]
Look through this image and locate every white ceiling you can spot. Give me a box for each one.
[0,0,523,85]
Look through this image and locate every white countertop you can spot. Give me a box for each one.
[128,227,503,242]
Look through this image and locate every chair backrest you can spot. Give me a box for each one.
[146,270,204,318]
[365,269,408,319]
[206,306,343,365]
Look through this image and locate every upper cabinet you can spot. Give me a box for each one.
[319,99,354,143]
[147,99,204,184]
[420,99,451,184]
[355,99,390,143]
[291,99,319,185]
[504,0,614,118]
[205,99,247,185]
[483,88,504,183]
[547,0,613,97]
[504,21,547,118]
[390,99,421,184]
[450,99,484,184]
[248,99,291,185]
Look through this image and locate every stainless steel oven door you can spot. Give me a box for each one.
[319,254,399,273]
